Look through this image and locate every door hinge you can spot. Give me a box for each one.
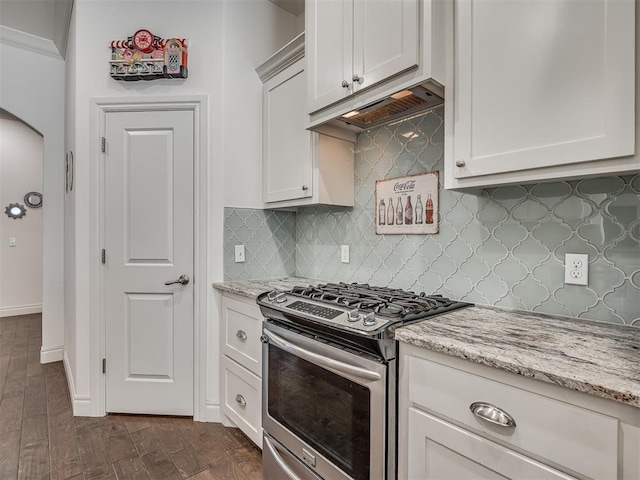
[101,249,106,264]
[102,358,106,374]
[101,137,106,153]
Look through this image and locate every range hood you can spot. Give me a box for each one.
[335,82,444,131]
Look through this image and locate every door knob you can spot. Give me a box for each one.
[456,159,466,168]
[341,80,350,89]
[352,74,364,84]
[164,274,190,286]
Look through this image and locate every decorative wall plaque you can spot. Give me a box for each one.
[375,172,439,235]
[109,29,188,81]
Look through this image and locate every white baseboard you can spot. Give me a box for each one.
[0,304,43,318]
[198,403,221,423]
[40,345,63,363]
[63,351,93,416]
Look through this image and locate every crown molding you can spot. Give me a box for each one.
[0,25,62,59]
[256,32,304,82]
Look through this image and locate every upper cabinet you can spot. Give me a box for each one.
[306,0,447,130]
[307,0,419,113]
[445,0,638,189]
[257,33,355,209]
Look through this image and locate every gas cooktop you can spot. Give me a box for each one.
[257,282,472,336]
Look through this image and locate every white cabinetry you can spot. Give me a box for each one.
[306,0,446,129]
[220,293,264,447]
[257,33,355,208]
[306,0,419,113]
[445,0,638,189]
[398,344,640,480]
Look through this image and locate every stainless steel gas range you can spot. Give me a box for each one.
[257,283,471,480]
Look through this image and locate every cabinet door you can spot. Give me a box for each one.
[307,0,353,113]
[353,0,419,93]
[453,0,635,179]
[407,407,577,480]
[263,60,313,203]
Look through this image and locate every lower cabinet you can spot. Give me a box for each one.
[220,292,264,447]
[398,343,640,480]
[408,407,575,479]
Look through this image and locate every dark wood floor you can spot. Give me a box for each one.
[0,314,263,480]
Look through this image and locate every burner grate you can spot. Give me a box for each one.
[289,282,463,320]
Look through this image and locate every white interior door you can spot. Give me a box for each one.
[104,109,194,415]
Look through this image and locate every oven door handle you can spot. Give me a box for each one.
[264,435,303,480]
[263,329,382,381]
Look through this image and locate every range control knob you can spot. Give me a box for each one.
[346,309,360,322]
[362,312,377,326]
[274,292,287,303]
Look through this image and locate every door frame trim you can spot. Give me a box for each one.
[90,96,208,419]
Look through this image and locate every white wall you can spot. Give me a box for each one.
[0,42,66,364]
[0,111,44,316]
[66,0,297,416]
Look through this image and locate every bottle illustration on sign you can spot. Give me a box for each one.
[387,197,394,225]
[405,196,413,225]
[415,194,424,224]
[396,197,403,225]
[379,199,386,225]
[426,193,434,224]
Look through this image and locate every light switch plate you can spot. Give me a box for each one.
[341,245,350,263]
[9,237,16,247]
[564,253,588,285]
[234,245,245,263]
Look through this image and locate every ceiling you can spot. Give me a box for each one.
[0,0,73,58]
[0,0,301,60]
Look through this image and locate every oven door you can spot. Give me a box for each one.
[262,320,389,480]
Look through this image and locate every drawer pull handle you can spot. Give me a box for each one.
[470,402,516,428]
[235,330,247,341]
[235,394,246,408]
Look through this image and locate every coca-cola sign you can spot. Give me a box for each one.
[393,180,416,193]
[375,172,439,235]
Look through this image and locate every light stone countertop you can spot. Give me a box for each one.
[394,305,640,408]
[212,277,322,299]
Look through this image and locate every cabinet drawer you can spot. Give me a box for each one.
[408,407,576,479]
[222,294,262,376]
[408,355,618,479]
[222,356,262,447]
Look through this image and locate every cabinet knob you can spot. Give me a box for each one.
[235,329,247,342]
[456,159,466,168]
[341,80,350,89]
[235,394,246,408]
[352,74,364,84]
[302,185,309,191]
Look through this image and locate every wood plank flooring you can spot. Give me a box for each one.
[0,314,263,480]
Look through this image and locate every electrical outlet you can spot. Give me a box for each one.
[234,245,245,263]
[9,237,16,247]
[565,253,588,286]
[341,245,350,263]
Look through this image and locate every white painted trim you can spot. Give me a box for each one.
[40,345,63,363]
[0,25,62,59]
[203,403,222,423]
[90,96,208,418]
[0,304,43,317]
[63,351,93,416]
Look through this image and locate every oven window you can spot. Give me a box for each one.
[268,345,371,480]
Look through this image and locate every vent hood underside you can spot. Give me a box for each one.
[335,81,444,131]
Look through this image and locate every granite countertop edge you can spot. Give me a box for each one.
[394,305,640,409]
[212,277,322,299]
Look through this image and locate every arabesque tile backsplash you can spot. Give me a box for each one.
[224,108,640,326]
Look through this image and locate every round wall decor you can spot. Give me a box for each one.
[24,191,43,209]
